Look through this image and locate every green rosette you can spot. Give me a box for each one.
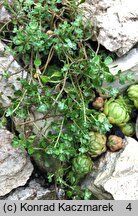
[127,84,138,99]
[120,122,135,136]
[127,85,138,109]
[104,97,130,127]
[72,154,93,177]
[88,131,107,157]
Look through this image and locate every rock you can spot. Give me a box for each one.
[136,117,138,139]
[109,48,138,75]
[12,107,63,173]
[12,111,62,173]
[0,129,34,196]
[0,1,11,23]
[0,41,27,108]
[0,40,61,174]
[82,137,138,200]
[81,0,138,56]
[100,48,138,96]
[0,179,57,200]
[13,111,54,138]
[32,153,61,174]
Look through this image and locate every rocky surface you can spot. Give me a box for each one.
[0,129,34,196]
[0,179,57,200]
[13,112,62,173]
[0,1,11,23]
[136,117,138,139]
[13,111,54,138]
[109,48,138,75]
[81,0,138,56]
[0,40,60,174]
[82,137,138,200]
[100,48,138,96]
[0,41,28,108]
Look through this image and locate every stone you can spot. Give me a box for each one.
[0,129,34,196]
[100,48,138,96]
[12,111,62,173]
[0,179,57,200]
[0,1,11,23]
[0,41,27,108]
[80,0,138,56]
[109,48,138,75]
[82,137,138,200]
[13,111,54,138]
[12,106,63,174]
[136,117,138,139]
[0,40,61,174]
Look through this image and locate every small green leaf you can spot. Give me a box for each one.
[83,189,93,200]
[104,56,113,65]
[40,75,50,83]
[37,104,48,112]
[51,71,61,78]
[58,101,65,110]
[47,173,54,183]
[6,108,13,117]
[28,147,34,155]
[79,146,88,153]
[34,58,41,67]
[79,0,86,4]
[92,55,100,65]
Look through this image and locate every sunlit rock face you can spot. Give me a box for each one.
[80,0,138,56]
[0,129,34,196]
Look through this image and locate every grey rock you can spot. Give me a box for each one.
[100,48,138,96]
[13,111,54,138]
[13,111,62,173]
[136,117,138,139]
[0,179,57,200]
[81,0,138,56]
[32,154,61,174]
[0,2,11,22]
[0,129,34,196]
[82,137,138,200]
[109,48,138,75]
[0,40,61,174]
[0,41,28,107]
[13,107,63,174]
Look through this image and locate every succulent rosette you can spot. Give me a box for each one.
[127,84,138,109]
[107,135,124,152]
[104,97,130,127]
[127,84,138,99]
[133,100,138,109]
[88,131,107,157]
[72,154,93,176]
[120,122,135,136]
[92,97,104,110]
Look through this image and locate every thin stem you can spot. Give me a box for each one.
[54,118,65,147]
[76,81,86,124]
[52,71,68,107]
[18,114,63,126]
[0,20,11,33]
[42,45,54,74]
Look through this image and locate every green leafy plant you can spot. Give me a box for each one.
[0,0,124,199]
